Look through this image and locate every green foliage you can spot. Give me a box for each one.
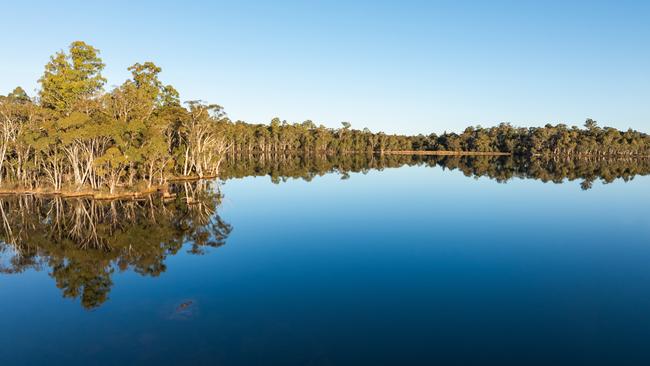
[7,87,30,103]
[422,121,650,157]
[38,41,106,114]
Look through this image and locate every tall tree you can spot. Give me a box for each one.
[38,41,106,115]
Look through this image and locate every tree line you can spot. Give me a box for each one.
[412,121,650,157]
[219,119,650,158]
[1,41,648,195]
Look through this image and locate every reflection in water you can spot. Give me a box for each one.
[1,154,648,309]
[220,153,650,189]
[0,181,231,309]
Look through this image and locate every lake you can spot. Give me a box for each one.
[1,155,650,365]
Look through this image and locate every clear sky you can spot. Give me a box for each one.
[2,0,649,134]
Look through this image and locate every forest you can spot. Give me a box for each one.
[1,41,649,196]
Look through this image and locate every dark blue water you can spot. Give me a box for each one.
[1,165,650,365]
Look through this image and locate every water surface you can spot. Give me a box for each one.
[1,156,649,365]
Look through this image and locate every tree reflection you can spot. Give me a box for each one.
[2,154,648,308]
[220,153,650,190]
[0,180,231,309]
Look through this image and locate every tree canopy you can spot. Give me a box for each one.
[1,41,648,196]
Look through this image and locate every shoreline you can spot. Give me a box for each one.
[0,186,172,200]
[0,174,219,200]
[1,151,648,200]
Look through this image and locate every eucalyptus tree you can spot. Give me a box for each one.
[39,41,106,115]
[180,101,231,177]
[0,90,29,185]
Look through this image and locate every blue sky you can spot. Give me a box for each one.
[2,0,649,134]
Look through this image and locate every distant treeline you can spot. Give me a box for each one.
[1,41,648,194]
[412,121,650,157]
[219,119,650,157]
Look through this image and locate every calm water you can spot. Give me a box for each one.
[1,157,650,365]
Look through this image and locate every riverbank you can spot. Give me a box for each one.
[0,174,219,200]
[0,186,170,200]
